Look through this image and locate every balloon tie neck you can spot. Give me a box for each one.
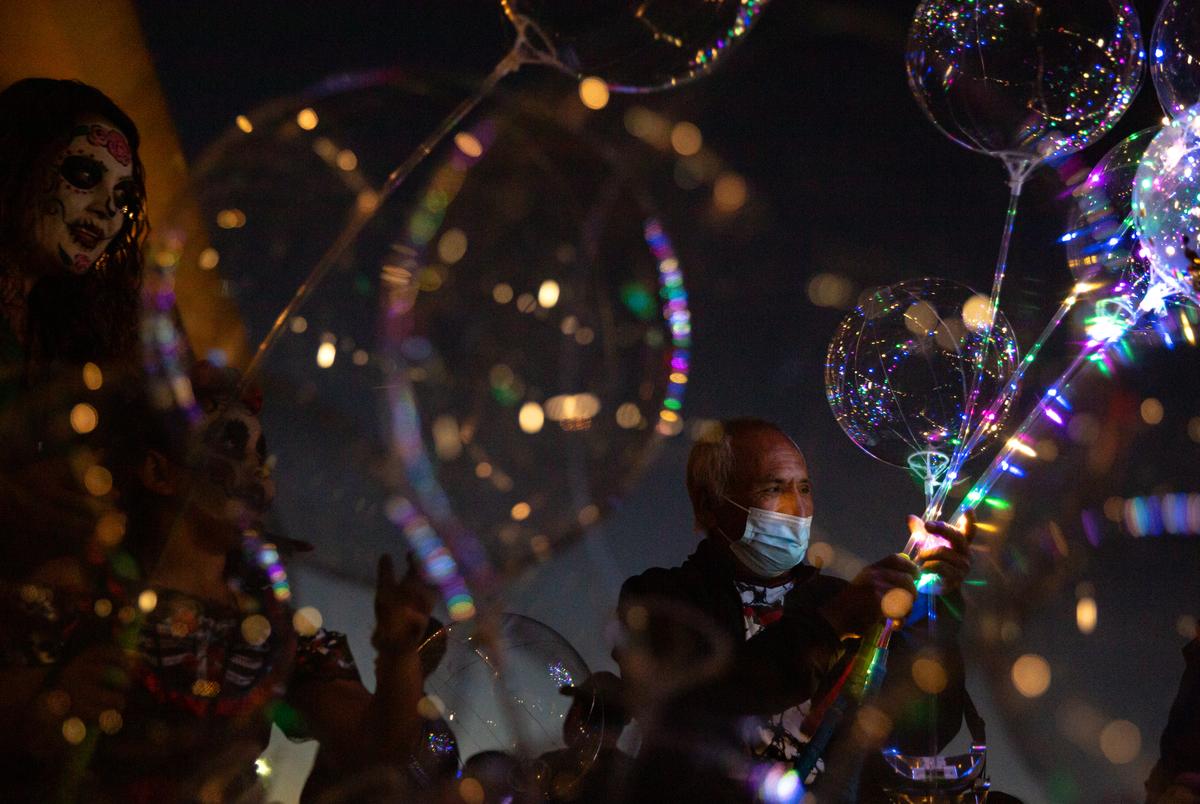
[509,14,561,70]
[907,449,951,505]
[1003,156,1034,192]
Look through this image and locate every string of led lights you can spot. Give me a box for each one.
[951,308,1159,524]
[645,217,691,436]
[380,122,493,621]
[687,1,768,75]
[927,283,1096,519]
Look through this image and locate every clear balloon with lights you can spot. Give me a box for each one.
[1151,0,1200,119]
[419,613,595,768]
[1132,103,1200,313]
[157,72,695,600]
[907,0,1144,178]
[244,0,768,380]
[825,278,1019,511]
[376,111,694,579]
[1064,127,1158,336]
[960,318,1200,801]
[502,0,769,91]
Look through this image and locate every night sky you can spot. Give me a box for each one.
[135,2,1198,801]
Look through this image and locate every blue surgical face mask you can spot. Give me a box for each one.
[721,497,811,578]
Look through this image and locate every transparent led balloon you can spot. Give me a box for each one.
[503,0,770,91]
[159,73,691,585]
[379,129,693,576]
[242,2,766,397]
[419,613,596,761]
[1132,103,1200,311]
[906,0,1144,171]
[825,278,1019,501]
[1064,127,1157,335]
[1151,0,1200,119]
[964,328,1200,801]
[1067,128,1155,286]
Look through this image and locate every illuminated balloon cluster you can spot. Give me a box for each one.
[503,0,769,91]
[906,0,1144,172]
[903,2,1143,518]
[890,3,1200,799]
[826,278,1018,500]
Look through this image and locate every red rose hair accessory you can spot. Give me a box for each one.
[86,124,132,167]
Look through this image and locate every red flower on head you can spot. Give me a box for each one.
[86,124,132,167]
[104,130,132,167]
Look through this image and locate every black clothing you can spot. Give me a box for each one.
[616,537,968,801]
[1147,636,1200,802]
[618,538,845,717]
[538,746,635,803]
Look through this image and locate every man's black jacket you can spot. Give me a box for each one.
[615,537,968,762]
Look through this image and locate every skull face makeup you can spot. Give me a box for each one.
[34,116,138,274]
[187,401,275,546]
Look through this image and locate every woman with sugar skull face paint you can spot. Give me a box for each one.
[36,121,139,277]
[0,80,149,581]
[0,78,146,386]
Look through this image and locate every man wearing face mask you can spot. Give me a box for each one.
[615,418,972,799]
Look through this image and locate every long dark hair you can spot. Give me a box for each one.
[0,78,147,365]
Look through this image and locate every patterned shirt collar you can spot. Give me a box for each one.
[736,579,794,609]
